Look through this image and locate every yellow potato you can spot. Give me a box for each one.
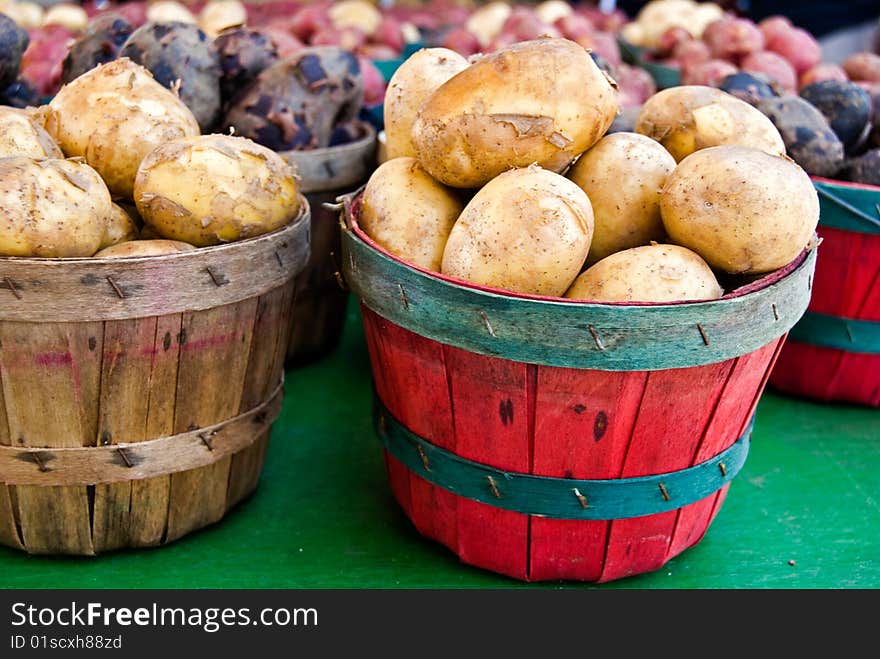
[99,202,140,250]
[329,0,381,36]
[0,157,111,257]
[94,239,196,258]
[565,243,724,302]
[441,165,594,296]
[535,0,573,25]
[134,133,301,247]
[359,156,463,271]
[42,3,88,31]
[41,58,200,198]
[465,1,512,47]
[0,106,63,159]
[412,37,619,188]
[199,0,247,37]
[660,145,819,274]
[384,47,470,160]
[568,132,676,266]
[146,1,197,24]
[635,85,785,162]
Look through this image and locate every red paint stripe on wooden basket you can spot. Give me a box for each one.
[769,178,880,407]
[344,196,810,583]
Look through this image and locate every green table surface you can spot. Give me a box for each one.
[2,299,878,590]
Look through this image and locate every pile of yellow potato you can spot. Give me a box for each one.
[0,58,302,259]
[363,37,819,303]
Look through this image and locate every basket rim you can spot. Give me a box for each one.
[346,193,812,310]
[811,175,880,194]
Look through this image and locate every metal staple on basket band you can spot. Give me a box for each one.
[372,395,753,521]
[788,311,880,354]
[340,222,817,371]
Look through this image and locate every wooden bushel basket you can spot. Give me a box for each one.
[769,178,880,407]
[281,121,377,366]
[341,196,817,583]
[0,200,310,555]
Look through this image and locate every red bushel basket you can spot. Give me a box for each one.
[770,177,880,407]
[341,195,817,583]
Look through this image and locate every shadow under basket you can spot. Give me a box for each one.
[769,177,880,407]
[281,121,377,367]
[341,196,816,583]
[0,200,311,555]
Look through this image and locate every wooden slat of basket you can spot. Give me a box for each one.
[444,347,531,581]
[130,313,182,547]
[165,298,259,543]
[598,361,733,583]
[0,485,22,549]
[528,368,648,582]
[668,339,782,558]
[1,320,103,555]
[92,316,157,552]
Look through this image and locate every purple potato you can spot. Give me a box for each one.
[843,148,880,186]
[214,26,278,107]
[799,80,873,154]
[718,71,779,107]
[0,76,41,108]
[0,13,29,90]
[756,95,845,178]
[119,21,222,131]
[61,13,134,84]
[223,46,364,151]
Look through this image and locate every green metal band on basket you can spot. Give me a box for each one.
[374,397,752,521]
[814,181,880,235]
[788,311,880,354]
[342,226,816,371]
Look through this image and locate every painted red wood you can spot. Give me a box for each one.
[770,228,880,406]
[667,338,782,557]
[597,361,734,582]
[529,368,647,581]
[443,346,531,580]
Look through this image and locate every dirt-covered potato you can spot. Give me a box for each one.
[94,239,196,257]
[660,145,819,274]
[42,58,201,199]
[718,71,779,107]
[441,165,594,296]
[755,95,845,177]
[843,148,880,186]
[223,47,363,151]
[412,38,619,188]
[134,133,302,247]
[0,157,112,257]
[568,131,676,266]
[0,13,30,90]
[99,202,140,250]
[0,106,63,159]
[799,80,873,153]
[119,21,222,132]
[61,13,134,84]
[214,26,278,105]
[635,85,786,162]
[359,157,463,271]
[564,243,723,302]
[383,47,470,160]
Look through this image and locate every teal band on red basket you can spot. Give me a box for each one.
[788,311,880,354]
[373,396,752,521]
[814,181,880,235]
[342,226,816,371]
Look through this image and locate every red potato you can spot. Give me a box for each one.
[576,30,621,67]
[358,43,398,60]
[260,22,305,59]
[615,62,656,109]
[681,58,738,87]
[501,6,560,42]
[357,55,385,106]
[740,50,797,92]
[554,13,594,41]
[19,25,74,97]
[373,16,405,53]
[440,27,481,56]
[758,14,792,44]
[703,17,765,61]
[289,2,332,42]
[767,27,821,74]
[800,63,848,89]
[842,52,880,83]
[672,39,711,72]
[311,26,367,52]
[655,26,692,58]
